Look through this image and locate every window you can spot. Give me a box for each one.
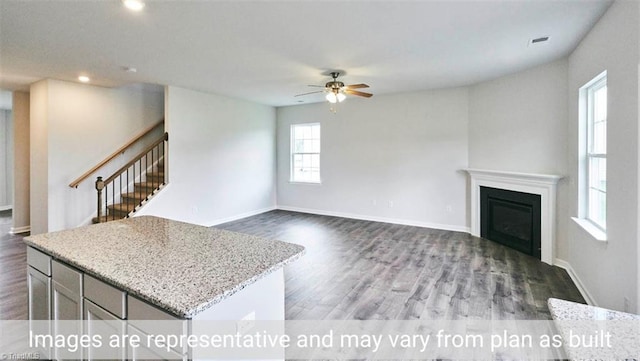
[290,123,320,183]
[581,72,607,233]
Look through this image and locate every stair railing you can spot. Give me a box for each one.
[69,119,164,188]
[95,132,168,223]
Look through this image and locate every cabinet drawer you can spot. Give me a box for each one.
[127,295,181,321]
[52,260,82,295]
[84,274,126,319]
[27,247,51,276]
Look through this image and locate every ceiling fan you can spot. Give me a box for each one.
[295,72,373,104]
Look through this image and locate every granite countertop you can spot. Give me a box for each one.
[24,216,305,319]
[548,298,640,321]
[548,298,640,360]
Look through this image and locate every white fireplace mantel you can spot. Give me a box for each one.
[464,168,563,265]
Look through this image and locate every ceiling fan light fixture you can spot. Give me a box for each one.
[295,71,372,111]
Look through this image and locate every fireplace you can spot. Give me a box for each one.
[480,187,541,258]
[464,168,562,265]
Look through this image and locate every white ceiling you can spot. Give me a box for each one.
[0,0,611,107]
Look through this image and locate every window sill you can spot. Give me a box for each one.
[572,217,607,242]
[289,181,322,186]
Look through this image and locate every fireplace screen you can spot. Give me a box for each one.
[480,187,541,258]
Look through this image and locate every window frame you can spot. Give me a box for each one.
[289,123,321,184]
[576,71,607,240]
[585,75,607,231]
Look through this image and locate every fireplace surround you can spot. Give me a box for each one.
[465,169,562,265]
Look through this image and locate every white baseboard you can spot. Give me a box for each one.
[208,206,278,227]
[554,258,597,306]
[276,205,470,233]
[9,225,30,234]
[0,205,13,211]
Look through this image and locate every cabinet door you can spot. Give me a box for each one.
[28,266,51,320]
[52,260,83,361]
[52,281,82,360]
[84,299,125,361]
[52,281,81,320]
[126,325,187,361]
[27,266,51,359]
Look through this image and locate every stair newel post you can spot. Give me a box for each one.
[95,176,105,223]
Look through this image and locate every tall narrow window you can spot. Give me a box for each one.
[585,73,607,231]
[290,123,320,183]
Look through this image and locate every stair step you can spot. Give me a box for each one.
[135,182,161,192]
[107,203,136,217]
[121,192,147,203]
[146,172,165,182]
[156,162,165,170]
[91,215,123,224]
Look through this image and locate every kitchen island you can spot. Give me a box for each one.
[548,298,640,360]
[24,216,305,360]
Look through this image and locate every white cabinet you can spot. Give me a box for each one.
[84,299,126,361]
[27,266,51,320]
[84,274,126,319]
[52,260,83,320]
[27,247,52,359]
[127,295,189,360]
[84,275,127,361]
[27,266,51,359]
[52,260,83,361]
[27,248,189,361]
[127,324,187,361]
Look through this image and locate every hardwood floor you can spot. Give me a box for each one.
[0,209,584,321]
[217,210,585,320]
[0,210,28,320]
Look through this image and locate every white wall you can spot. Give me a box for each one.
[11,91,29,234]
[468,59,570,259]
[136,86,277,226]
[468,59,568,174]
[638,0,640,313]
[567,0,639,312]
[276,88,469,232]
[0,108,13,210]
[30,81,49,235]
[30,79,164,233]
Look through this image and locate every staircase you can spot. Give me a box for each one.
[92,161,165,223]
[69,120,168,224]
[92,132,168,223]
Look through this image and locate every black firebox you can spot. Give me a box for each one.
[480,187,541,259]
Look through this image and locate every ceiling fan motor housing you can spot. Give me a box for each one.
[326,81,345,91]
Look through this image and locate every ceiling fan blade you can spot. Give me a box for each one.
[294,90,325,97]
[345,83,369,89]
[344,89,373,98]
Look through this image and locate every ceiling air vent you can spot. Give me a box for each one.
[528,36,550,47]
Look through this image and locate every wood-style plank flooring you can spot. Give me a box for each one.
[0,210,28,320]
[217,210,585,320]
[0,210,584,321]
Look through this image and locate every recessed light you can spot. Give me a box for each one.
[78,75,90,83]
[122,0,145,11]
